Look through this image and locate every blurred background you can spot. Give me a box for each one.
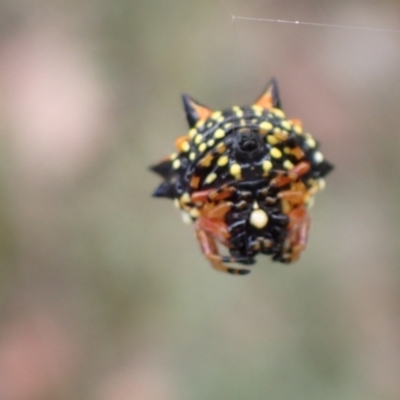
[0,0,400,399]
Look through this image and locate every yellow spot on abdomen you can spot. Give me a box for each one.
[267,135,279,145]
[259,121,273,132]
[217,155,229,167]
[205,172,217,184]
[230,163,242,178]
[252,105,263,117]
[270,147,282,159]
[233,106,244,118]
[211,111,222,120]
[194,134,203,144]
[283,160,294,170]
[214,128,225,139]
[188,128,197,139]
[271,108,285,118]
[181,141,190,152]
[306,136,316,148]
[198,143,207,153]
[180,193,191,204]
[189,208,200,218]
[207,139,215,147]
[172,159,181,169]
[262,160,273,174]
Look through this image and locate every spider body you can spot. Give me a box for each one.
[150,79,333,275]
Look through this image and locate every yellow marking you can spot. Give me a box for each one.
[189,152,196,161]
[318,179,326,190]
[188,128,197,139]
[206,121,214,128]
[207,139,215,147]
[214,128,225,139]
[252,105,263,117]
[217,155,229,167]
[306,136,316,148]
[252,105,264,113]
[216,143,227,154]
[198,143,207,153]
[251,118,258,124]
[240,119,246,126]
[190,175,201,189]
[180,193,191,204]
[314,151,324,163]
[223,123,233,130]
[189,208,200,218]
[230,163,242,178]
[284,147,291,154]
[181,211,192,225]
[291,147,304,159]
[211,111,222,120]
[205,172,217,184]
[250,209,268,229]
[174,198,180,209]
[275,131,289,140]
[281,120,292,130]
[271,108,285,118]
[181,141,190,152]
[232,106,244,118]
[259,121,273,132]
[199,153,214,167]
[273,127,281,134]
[194,134,203,144]
[293,124,303,134]
[307,197,315,208]
[270,147,282,159]
[262,160,273,174]
[267,135,279,145]
[195,120,204,128]
[172,159,181,169]
[283,160,294,170]
[252,201,259,209]
[170,153,178,160]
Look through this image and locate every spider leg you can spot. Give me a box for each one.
[195,227,251,275]
[278,190,306,204]
[201,201,233,220]
[191,183,237,203]
[285,206,310,261]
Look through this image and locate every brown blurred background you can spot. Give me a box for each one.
[0,0,400,399]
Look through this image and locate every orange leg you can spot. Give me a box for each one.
[191,184,236,203]
[201,201,233,220]
[286,206,310,261]
[278,190,306,204]
[196,215,230,244]
[195,228,251,275]
[195,217,251,275]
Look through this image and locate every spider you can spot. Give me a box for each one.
[150,78,333,275]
